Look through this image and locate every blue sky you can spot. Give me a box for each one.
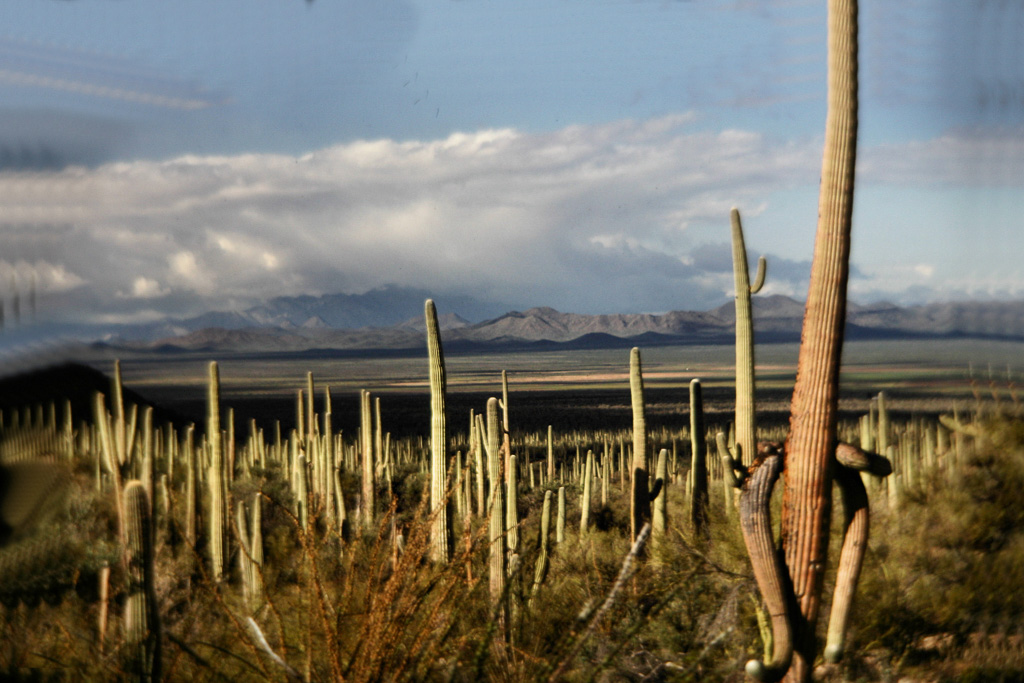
[1,0,1022,329]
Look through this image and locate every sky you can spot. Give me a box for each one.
[1,0,1022,333]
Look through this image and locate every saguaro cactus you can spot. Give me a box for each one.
[237,494,264,614]
[651,448,669,551]
[629,348,650,545]
[123,480,161,682]
[731,208,767,467]
[484,397,505,605]
[360,389,375,531]
[425,299,452,563]
[207,361,225,581]
[529,489,552,606]
[739,2,861,680]
[689,379,709,537]
[579,449,594,538]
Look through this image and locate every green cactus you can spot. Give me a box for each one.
[731,208,767,467]
[207,361,225,581]
[506,453,519,555]
[547,425,554,485]
[651,448,668,549]
[425,299,452,563]
[236,493,264,614]
[113,359,127,467]
[529,488,552,607]
[877,391,890,455]
[123,480,161,682]
[360,389,375,532]
[473,410,486,518]
[580,449,594,539]
[93,391,125,545]
[295,453,309,531]
[629,347,651,546]
[484,397,505,605]
[689,379,709,537]
[556,485,565,545]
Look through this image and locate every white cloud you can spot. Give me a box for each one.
[0,260,85,293]
[121,276,169,299]
[1,117,1021,322]
[858,127,1024,188]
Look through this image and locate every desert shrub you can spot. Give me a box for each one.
[849,413,1024,679]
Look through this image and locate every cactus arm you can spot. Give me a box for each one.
[750,255,768,294]
[824,441,892,662]
[823,463,868,664]
[835,441,892,476]
[738,444,791,682]
[716,431,746,489]
[649,476,663,502]
[938,413,982,438]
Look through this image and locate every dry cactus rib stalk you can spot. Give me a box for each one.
[739,443,791,682]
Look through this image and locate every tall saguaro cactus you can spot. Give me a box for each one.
[123,480,161,682]
[207,361,225,581]
[360,389,375,531]
[742,1,860,680]
[629,347,650,545]
[425,299,452,563]
[484,397,506,606]
[689,379,709,538]
[731,208,767,467]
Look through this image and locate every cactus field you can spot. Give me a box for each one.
[1,322,1023,681]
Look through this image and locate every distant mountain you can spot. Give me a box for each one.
[104,295,1024,355]
[104,286,510,341]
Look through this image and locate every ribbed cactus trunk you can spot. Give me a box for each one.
[506,453,519,555]
[629,347,650,545]
[546,425,554,484]
[689,379,709,538]
[237,494,264,614]
[731,208,767,467]
[579,449,594,538]
[360,389,375,532]
[529,489,552,606]
[425,299,451,564]
[780,0,858,679]
[207,361,225,581]
[651,448,668,555]
[123,480,161,682]
[556,485,565,544]
[485,397,505,605]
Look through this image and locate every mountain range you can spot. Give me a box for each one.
[99,288,1024,354]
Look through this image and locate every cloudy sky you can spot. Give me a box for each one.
[2,0,1023,331]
